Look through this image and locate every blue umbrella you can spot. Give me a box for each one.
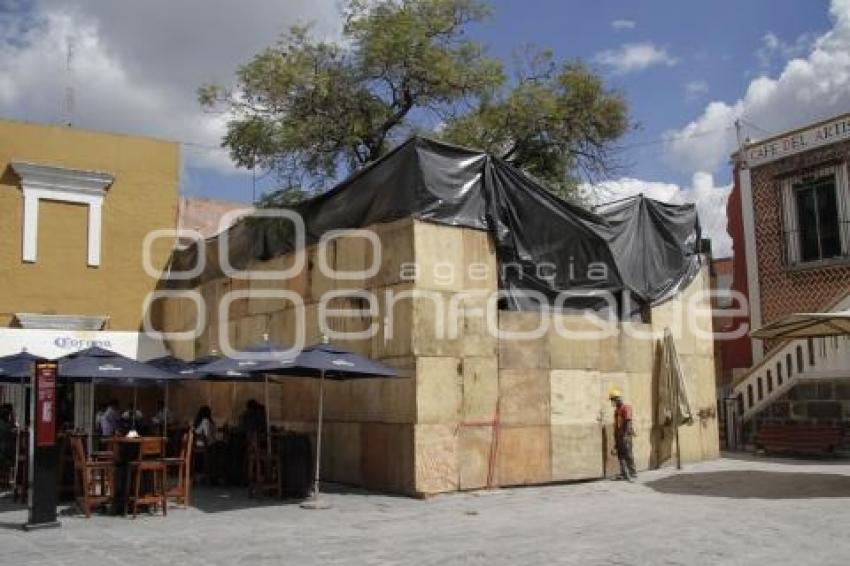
[0,350,41,383]
[266,339,401,508]
[58,346,180,384]
[194,341,296,451]
[194,342,296,380]
[57,346,181,436]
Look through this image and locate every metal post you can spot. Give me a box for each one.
[88,382,95,453]
[164,383,169,434]
[301,370,328,509]
[314,371,325,498]
[264,376,271,455]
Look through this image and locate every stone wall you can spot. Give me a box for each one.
[155,218,719,496]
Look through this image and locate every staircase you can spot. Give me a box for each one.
[732,303,850,424]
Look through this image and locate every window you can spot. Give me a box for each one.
[767,370,773,393]
[757,378,764,400]
[777,362,783,385]
[747,385,754,408]
[781,164,850,266]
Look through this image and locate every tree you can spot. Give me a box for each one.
[440,50,630,198]
[200,0,629,203]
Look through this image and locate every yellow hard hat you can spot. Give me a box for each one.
[608,387,622,399]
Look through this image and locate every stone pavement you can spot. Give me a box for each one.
[2,455,850,566]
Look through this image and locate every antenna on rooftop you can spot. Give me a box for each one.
[62,36,76,127]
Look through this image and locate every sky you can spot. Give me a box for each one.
[1,0,849,257]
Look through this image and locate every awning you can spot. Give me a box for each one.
[750,310,850,339]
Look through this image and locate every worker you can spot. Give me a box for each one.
[609,387,637,481]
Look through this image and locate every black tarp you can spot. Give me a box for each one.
[167,137,702,314]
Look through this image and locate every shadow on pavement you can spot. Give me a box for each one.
[646,470,850,499]
[720,451,850,466]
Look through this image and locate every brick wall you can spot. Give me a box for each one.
[750,139,850,329]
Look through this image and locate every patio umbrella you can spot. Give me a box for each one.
[750,310,850,339]
[267,338,400,509]
[0,350,41,382]
[147,355,205,432]
[57,346,182,444]
[194,340,296,453]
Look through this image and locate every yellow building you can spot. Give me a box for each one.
[0,119,180,422]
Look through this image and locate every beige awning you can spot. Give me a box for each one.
[750,310,850,339]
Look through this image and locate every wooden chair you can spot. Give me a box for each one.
[128,437,167,518]
[163,429,194,508]
[247,433,280,498]
[70,436,113,518]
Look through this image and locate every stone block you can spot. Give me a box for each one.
[414,424,459,494]
[551,424,604,481]
[500,369,550,426]
[496,426,551,487]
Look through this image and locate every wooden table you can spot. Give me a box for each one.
[103,436,165,515]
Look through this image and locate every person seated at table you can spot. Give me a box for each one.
[194,406,215,448]
[151,400,170,428]
[100,399,120,437]
[240,399,267,436]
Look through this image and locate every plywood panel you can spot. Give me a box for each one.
[416,357,462,424]
[496,426,551,487]
[499,312,548,369]
[461,357,498,422]
[458,426,494,490]
[321,422,362,486]
[499,369,550,426]
[551,424,604,481]
[550,369,602,426]
[361,422,414,494]
[414,424,459,494]
[413,221,466,292]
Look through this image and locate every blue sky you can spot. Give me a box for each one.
[471,0,832,186]
[1,0,849,256]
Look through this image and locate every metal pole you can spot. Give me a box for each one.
[164,383,169,435]
[88,381,95,453]
[313,370,325,500]
[264,375,271,455]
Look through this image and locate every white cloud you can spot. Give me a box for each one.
[665,0,850,174]
[611,19,636,30]
[584,173,733,258]
[0,1,341,177]
[756,30,817,69]
[685,80,709,98]
[593,42,678,74]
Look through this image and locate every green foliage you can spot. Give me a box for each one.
[200,0,629,205]
[440,51,630,199]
